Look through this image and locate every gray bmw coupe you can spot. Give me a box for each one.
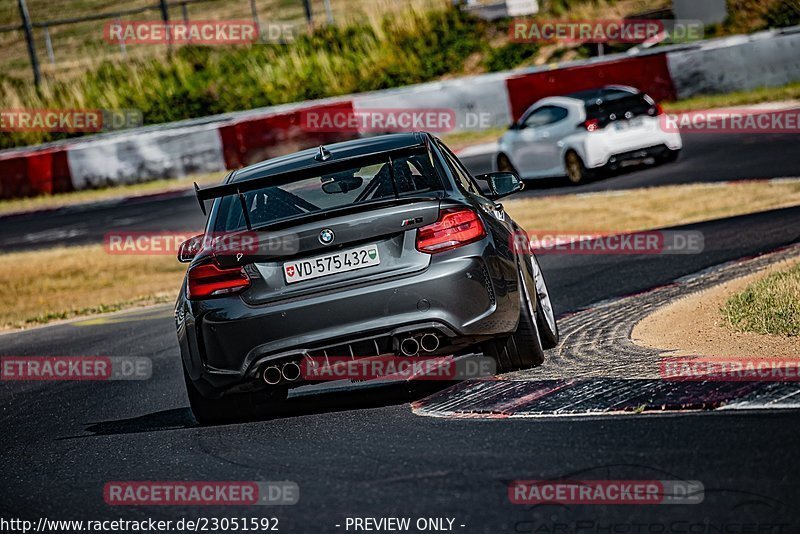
[176,132,557,423]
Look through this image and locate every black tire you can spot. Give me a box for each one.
[660,149,681,163]
[497,153,518,174]
[485,265,545,373]
[565,151,591,185]
[528,253,559,349]
[183,367,257,425]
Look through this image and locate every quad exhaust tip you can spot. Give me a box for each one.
[263,362,302,385]
[399,337,420,357]
[281,362,301,382]
[419,333,440,353]
[263,365,282,385]
[399,333,441,356]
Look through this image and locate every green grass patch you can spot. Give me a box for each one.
[0,6,490,150]
[663,81,800,113]
[2,1,798,152]
[721,263,800,337]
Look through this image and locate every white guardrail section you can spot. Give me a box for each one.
[666,27,800,99]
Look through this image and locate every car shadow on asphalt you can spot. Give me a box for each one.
[64,381,454,437]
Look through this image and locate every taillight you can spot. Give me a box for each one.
[416,208,486,253]
[187,262,250,299]
[582,118,601,132]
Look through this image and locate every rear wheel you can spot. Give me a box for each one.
[565,151,591,185]
[659,149,681,163]
[529,253,559,349]
[497,153,518,174]
[183,367,269,425]
[485,264,546,373]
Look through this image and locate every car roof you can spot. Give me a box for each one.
[528,96,583,108]
[564,85,640,105]
[230,132,427,183]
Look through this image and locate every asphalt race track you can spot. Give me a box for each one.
[1,200,799,532]
[458,129,800,196]
[2,129,800,253]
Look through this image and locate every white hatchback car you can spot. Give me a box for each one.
[497,85,682,184]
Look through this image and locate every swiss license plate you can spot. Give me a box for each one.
[284,244,380,284]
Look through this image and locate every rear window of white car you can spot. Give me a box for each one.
[584,91,654,124]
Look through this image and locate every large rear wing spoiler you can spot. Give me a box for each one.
[193,144,432,217]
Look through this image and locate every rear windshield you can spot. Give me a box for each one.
[585,90,654,125]
[213,152,443,232]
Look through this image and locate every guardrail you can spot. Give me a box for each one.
[1,25,798,200]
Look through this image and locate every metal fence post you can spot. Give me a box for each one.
[43,23,55,65]
[159,0,171,53]
[302,0,312,25]
[249,0,261,41]
[17,0,41,85]
[115,17,127,57]
[323,0,334,25]
[181,2,191,44]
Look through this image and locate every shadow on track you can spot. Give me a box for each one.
[66,381,454,437]
[518,160,674,195]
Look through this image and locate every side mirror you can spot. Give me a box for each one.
[178,234,205,263]
[476,172,524,199]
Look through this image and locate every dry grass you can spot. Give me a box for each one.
[441,127,506,152]
[0,0,670,82]
[505,179,800,232]
[0,0,448,80]
[0,172,224,216]
[662,83,800,113]
[2,179,799,331]
[633,256,800,358]
[549,0,669,19]
[0,244,184,330]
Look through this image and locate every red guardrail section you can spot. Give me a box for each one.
[219,101,356,169]
[505,54,677,121]
[0,147,72,199]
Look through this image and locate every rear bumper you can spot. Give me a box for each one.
[177,240,520,394]
[583,122,682,169]
[602,144,679,170]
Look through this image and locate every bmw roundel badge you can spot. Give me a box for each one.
[319,228,335,245]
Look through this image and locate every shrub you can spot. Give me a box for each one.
[0,7,485,149]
